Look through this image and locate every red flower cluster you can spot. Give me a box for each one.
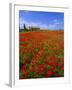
[19,31,64,79]
[47,71,53,77]
[39,64,45,71]
[30,67,36,72]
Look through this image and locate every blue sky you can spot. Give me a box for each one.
[19,10,64,30]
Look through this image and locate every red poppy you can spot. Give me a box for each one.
[40,64,44,71]
[20,65,28,72]
[21,73,28,79]
[61,67,64,71]
[51,67,56,71]
[58,58,61,61]
[54,56,56,61]
[47,71,53,77]
[37,71,41,76]
[48,61,56,67]
[30,67,36,72]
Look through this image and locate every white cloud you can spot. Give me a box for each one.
[53,19,63,25]
[47,24,56,30]
[19,17,48,29]
[19,18,63,30]
[47,19,64,30]
[53,19,60,24]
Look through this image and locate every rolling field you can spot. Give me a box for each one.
[19,30,64,79]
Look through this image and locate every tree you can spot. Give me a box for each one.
[24,24,26,30]
[23,24,28,32]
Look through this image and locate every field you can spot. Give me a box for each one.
[19,30,64,79]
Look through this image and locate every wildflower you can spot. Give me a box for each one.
[47,70,53,77]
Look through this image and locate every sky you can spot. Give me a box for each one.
[19,10,64,30]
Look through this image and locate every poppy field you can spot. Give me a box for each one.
[19,30,64,79]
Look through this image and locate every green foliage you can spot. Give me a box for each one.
[26,72,37,78]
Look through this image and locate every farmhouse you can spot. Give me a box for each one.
[29,26,40,31]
